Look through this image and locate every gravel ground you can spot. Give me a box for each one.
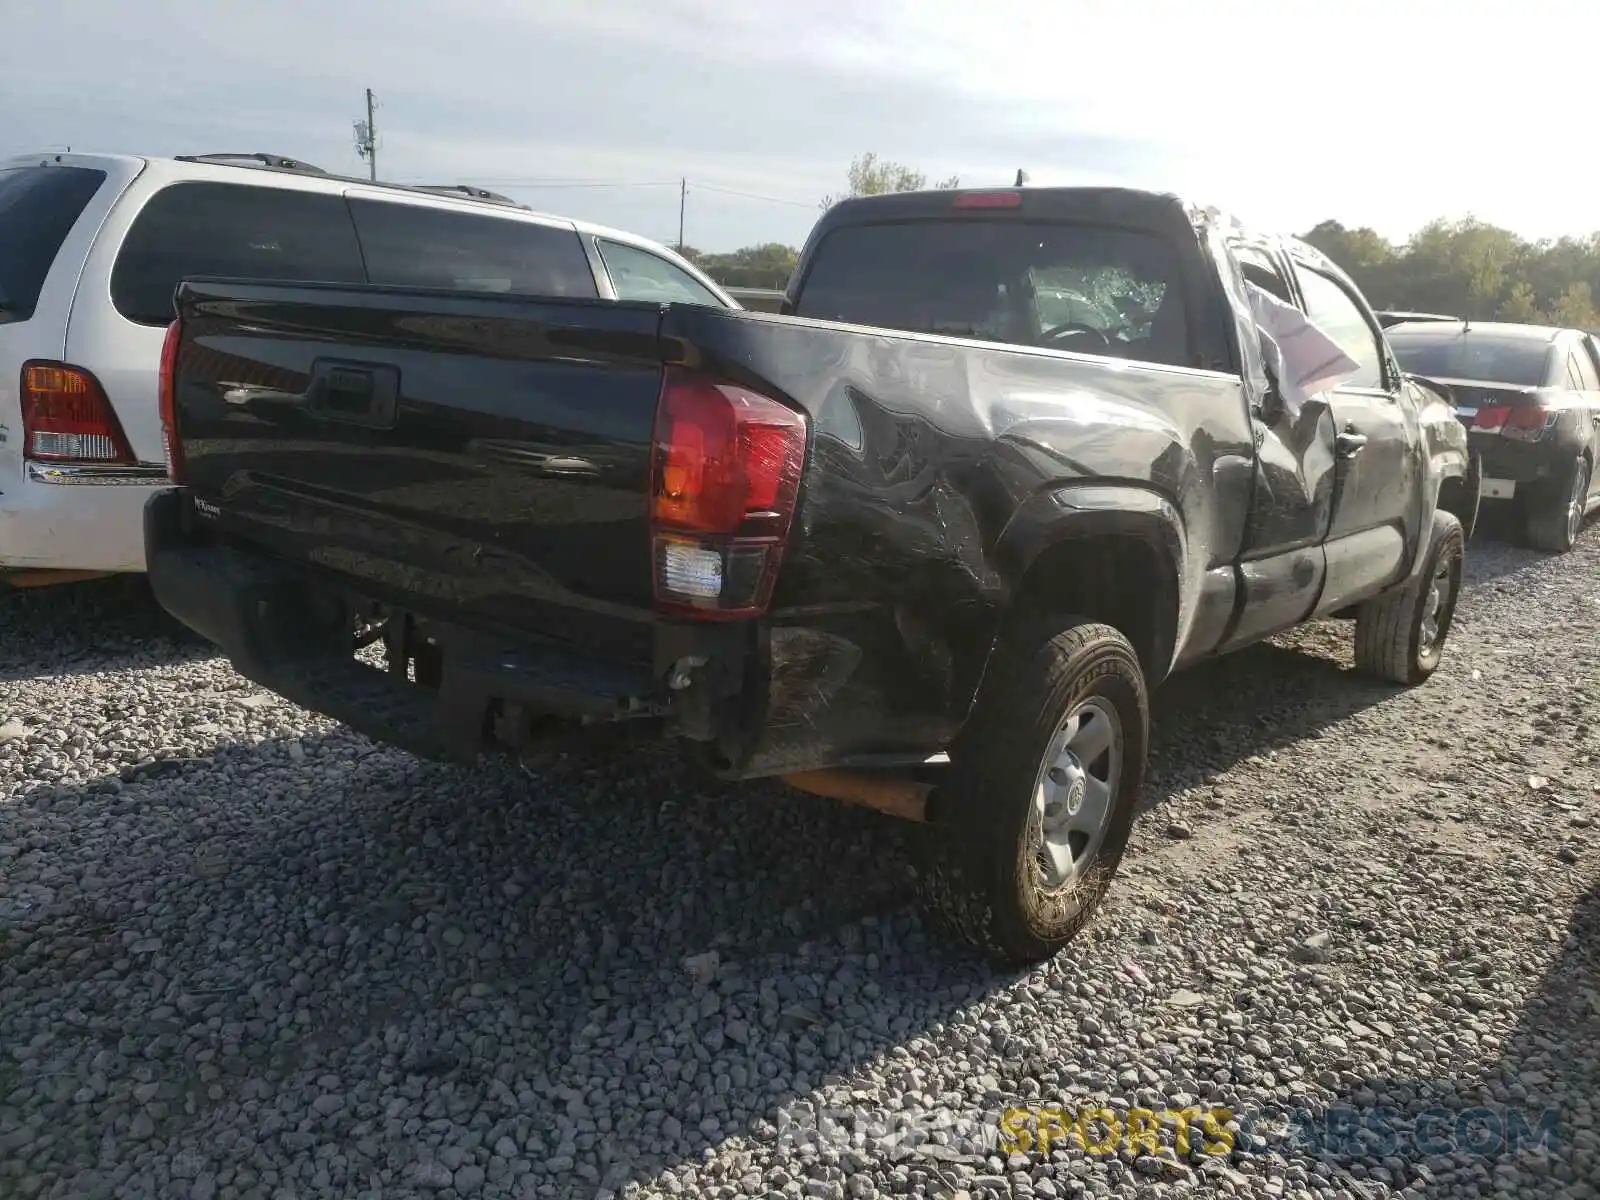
[1,520,1596,1200]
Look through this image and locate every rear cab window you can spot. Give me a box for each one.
[792,218,1191,368]
[347,199,598,298]
[110,182,366,326]
[0,165,108,323]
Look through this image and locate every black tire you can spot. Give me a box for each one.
[1353,510,1464,686]
[916,617,1149,966]
[1524,453,1591,554]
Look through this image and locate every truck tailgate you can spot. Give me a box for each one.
[169,280,667,667]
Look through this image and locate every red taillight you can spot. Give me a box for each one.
[952,191,1023,209]
[650,366,807,620]
[1499,404,1554,442]
[157,319,186,483]
[19,361,136,465]
[1470,403,1553,440]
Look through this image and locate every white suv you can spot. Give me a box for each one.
[0,151,736,584]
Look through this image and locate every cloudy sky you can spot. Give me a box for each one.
[3,0,1590,252]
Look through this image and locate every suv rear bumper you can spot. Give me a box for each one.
[0,462,169,572]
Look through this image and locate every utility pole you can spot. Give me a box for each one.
[353,89,379,181]
[677,179,686,253]
[366,89,378,182]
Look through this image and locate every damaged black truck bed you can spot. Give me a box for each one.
[146,185,1475,963]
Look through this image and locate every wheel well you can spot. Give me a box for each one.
[1437,472,1471,513]
[1010,534,1179,683]
[1436,454,1482,537]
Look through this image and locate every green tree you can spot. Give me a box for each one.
[1396,218,1523,318]
[1299,220,1397,305]
[821,152,959,209]
[691,242,799,290]
[1498,281,1542,322]
[1549,280,1600,330]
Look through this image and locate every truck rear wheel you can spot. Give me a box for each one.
[1353,510,1464,686]
[917,617,1148,966]
[1524,453,1591,554]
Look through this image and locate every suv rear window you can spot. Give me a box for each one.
[111,182,367,326]
[0,165,107,323]
[793,219,1189,367]
[348,199,598,298]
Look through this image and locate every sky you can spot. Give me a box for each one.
[3,0,1594,253]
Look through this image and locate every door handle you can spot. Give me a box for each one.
[1336,430,1368,458]
[306,359,400,430]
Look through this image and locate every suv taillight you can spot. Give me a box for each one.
[649,366,807,620]
[19,361,136,465]
[157,319,187,483]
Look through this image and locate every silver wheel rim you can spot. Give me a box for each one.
[1031,697,1122,890]
[1419,557,1454,655]
[1567,463,1590,545]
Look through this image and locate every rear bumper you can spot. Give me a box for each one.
[144,487,686,764]
[0,461,169,572]
[1470,430,1579,494]
[145,488,967,778]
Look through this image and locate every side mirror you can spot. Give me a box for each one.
[778,297,795,317]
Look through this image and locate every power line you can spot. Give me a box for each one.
[377,172,815,252]
[690,182,817,209]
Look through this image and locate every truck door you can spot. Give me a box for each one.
[1289,260,1419,602]
[1215,241,1338,652]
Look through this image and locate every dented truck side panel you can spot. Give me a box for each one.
[658,300,1259,775]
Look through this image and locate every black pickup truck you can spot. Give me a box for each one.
[145,186,1475,964]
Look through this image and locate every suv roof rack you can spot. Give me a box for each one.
[409,184,527,208]
[174,153,330,176]
[163,156,548,216]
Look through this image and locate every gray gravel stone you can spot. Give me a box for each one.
[0,530,1595,1200]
